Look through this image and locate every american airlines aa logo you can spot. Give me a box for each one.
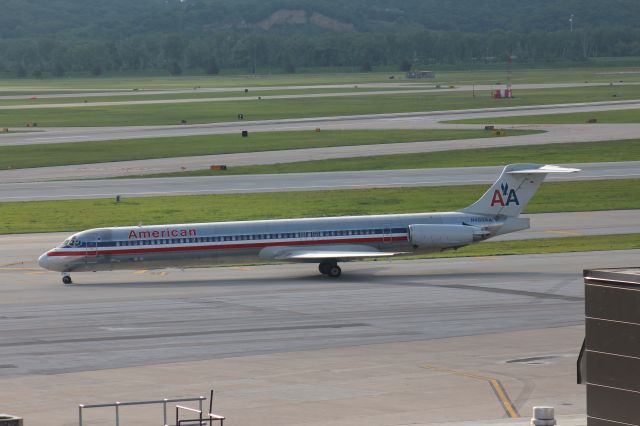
[490,182,520,207]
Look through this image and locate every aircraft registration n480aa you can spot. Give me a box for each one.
[38,164,579,284]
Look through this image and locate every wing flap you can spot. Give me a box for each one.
[259,244,405,261]
[278,250,399,260]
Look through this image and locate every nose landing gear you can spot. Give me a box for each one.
[319,261,341,278]
[62,273,72,285]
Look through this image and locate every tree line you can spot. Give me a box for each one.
[2,26,639,77]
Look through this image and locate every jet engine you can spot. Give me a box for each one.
[408,224,488,249]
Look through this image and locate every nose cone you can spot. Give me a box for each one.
[38,250,69,272]
[38,252,49,269]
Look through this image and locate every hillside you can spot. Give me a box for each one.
[1,0,639,77]
[2,0,639,38]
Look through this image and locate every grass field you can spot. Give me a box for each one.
[0,86,425,106]
[0,73,417,91]
[143,139,640,177]
[448,108,640,125]
[405,233,640,259]
[0,129,540,170]
[1,179,637,234]
[1,64,639,91]
[2,84,640,127]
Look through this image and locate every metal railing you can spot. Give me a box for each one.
[176,390,225,426]
[176,405,203,426]
[78,395,205,426]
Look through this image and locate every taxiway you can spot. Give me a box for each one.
[0,161,637,200]
[1,100,639,147]
[0,247,636,425]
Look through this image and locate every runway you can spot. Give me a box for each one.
[1,161,637,201]
[3,124,640,183]
[1,99,639,147]
[0,245,637,425]
[0,82,628,101]
[0,250,611,375]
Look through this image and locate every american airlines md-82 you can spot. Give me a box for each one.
[38,164,578,284]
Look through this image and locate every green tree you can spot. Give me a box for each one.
[205,57,219,75]
[167,61,182,75]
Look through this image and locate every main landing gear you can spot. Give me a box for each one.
[62,273,72,285]
[319,261,341,278]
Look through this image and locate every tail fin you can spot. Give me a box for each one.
[461,164,580,217]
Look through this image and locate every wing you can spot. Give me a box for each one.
[278,250,399,260]
[259,244,406,262]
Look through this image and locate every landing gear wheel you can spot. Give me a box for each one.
[328,265,342,278]
[319,262,332,275]
[62,275,72,285]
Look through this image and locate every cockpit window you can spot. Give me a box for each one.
[59,237,82,247]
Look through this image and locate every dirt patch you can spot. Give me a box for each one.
[256,9,354,32]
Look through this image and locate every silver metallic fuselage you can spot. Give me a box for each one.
[38,211,518,273]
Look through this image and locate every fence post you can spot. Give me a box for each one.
[163,398,168,426]
[79,405,84,426]
[115,402,120,426]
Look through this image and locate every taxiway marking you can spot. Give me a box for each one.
[422,363,520,418]
[544,230,582,236]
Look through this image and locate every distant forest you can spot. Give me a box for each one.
[2,0,640,77]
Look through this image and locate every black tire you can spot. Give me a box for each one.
[328,265,342,278]
[319,261,333,275]
[62,275,72,285]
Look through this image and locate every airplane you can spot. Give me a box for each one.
[38,164,578,284]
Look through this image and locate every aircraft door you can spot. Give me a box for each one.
[382,224,393,244]
[85,240,99,264]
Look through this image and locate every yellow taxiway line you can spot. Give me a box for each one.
[422,363,520,418]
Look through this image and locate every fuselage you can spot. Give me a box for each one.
[38,211,511,273]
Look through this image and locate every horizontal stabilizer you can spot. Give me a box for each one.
[507,164,581,174]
